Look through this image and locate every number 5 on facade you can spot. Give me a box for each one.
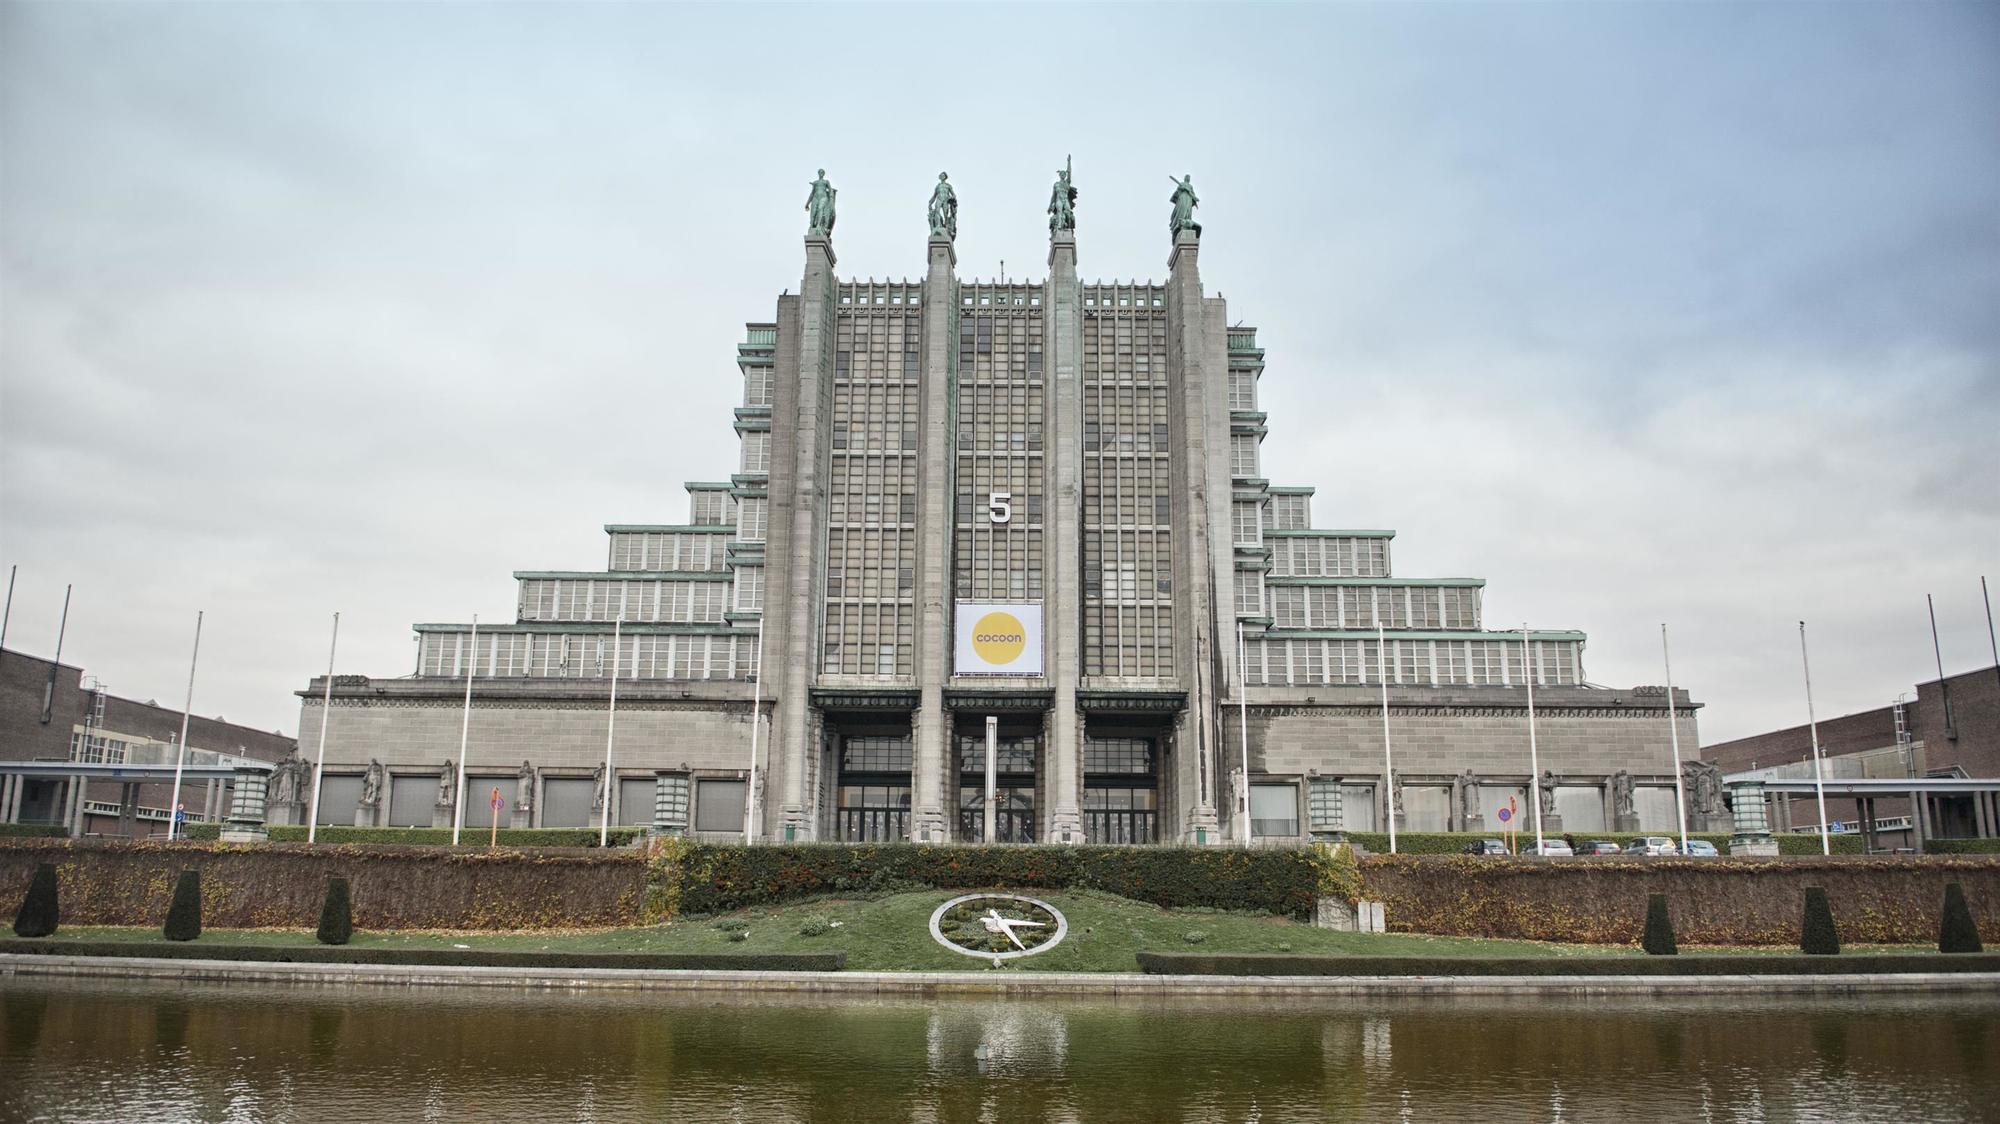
[988,492,1012,524]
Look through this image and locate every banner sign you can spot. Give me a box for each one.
[954,603,1044,676]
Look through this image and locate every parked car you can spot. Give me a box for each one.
[1461,839,1510,856]
[1578,840,1623,856]
[1527,840,1574,857]
[1683,840,1720,858]
[1623,836,1679,856]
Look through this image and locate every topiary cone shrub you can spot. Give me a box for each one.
[1800,885,1840,955]
[1641,892,1677,956]
[317,877,353,946]
[163,870,203,942]
[12,863,60,938]
[1938,881,1982,954]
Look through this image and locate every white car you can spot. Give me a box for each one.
[1527,840,1574,857]
[1623,836,1679,856]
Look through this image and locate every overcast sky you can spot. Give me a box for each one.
[2,2,1995,745]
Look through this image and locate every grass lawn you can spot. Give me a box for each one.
[7,891,1936,971]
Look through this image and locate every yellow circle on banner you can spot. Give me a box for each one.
[971,612,1027,666]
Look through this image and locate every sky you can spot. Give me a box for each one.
[1,1,1995,745]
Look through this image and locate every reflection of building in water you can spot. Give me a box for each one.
[292,171,1703,844]
[924,1006,1067,1075]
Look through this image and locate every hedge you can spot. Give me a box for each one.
[180,824,648,848]
[655,842,1330,918]
[1343,830,1865,856]
[0,825,69,839]
[1926,839,2000,855]
[0,939,844,971]
[1135,951,2000,976]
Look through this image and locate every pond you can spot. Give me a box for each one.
[2,977,1996,1122]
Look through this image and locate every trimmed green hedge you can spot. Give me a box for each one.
[180,824,648,848]
[1926,838,2000,855]
[0,825,68,839]
[0,939,844,972]
[662,843,1326,918]
[1777,833,1868,855]
[1135,951,2000,976]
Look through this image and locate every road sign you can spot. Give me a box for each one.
[1497,807,1513,824]
[490,787,504,812]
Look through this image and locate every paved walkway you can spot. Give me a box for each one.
[5,954,1997,998]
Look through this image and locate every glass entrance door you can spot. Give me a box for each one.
[1083,736,1159,844]
[956,731,1039,843]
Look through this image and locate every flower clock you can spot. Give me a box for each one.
[928,893,1068,966]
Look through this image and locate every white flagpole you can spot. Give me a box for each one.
[743,612,764,845]
[167,611,203,841]
[600,617,622,848]
[1237,619,1251,846]
[1661,624,1689,853]
[307,612,340,843]
[1799,621,1831,856]
[450,616,478,846]
[1523,623,1543,853]
[1378,622,1396,854]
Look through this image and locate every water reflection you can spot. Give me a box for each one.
[1,979,1996,1123]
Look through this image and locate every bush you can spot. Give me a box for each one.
[1642,893,1676,956]
[0,824,69,839]
[12,863,59,938]
[180,824,647,848]
[1938,881,1982,954]
[317,877,353,946]
[163,870,202,941]
[1183,930,1210,945]
[1134,952,2000,977]
[1925,838,2000,855]
[663,844,1325,918]
[726,929,749,943]
[1800,885,1839,955]
[0,940,846,971]
[1776,833,1868,856]
[798,917,835,938]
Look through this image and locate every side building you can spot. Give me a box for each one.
[296,170,1703,845]
[1,647,295,837]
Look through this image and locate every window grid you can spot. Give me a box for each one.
[954,297,1046,603]
[607,531,731,572]
[1243,637,1583,687]
[418,631,755,680]
[823,304,920,678]
[1081,293,1174,678]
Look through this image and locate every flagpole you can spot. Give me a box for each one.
[1799,621,1831,856]
[306,612,339,843]
[743,612,765,845]
[1522,623,1543,853]
[1662,624,1689,854]
[1378,622,1396,854]
[0,564,15,651]
[166,611,203,841]
[1237,619,1251,846]
[450,616,477,846]
[600,617,622,848]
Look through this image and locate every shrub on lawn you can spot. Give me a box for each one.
[1938,881,1982,954]
[1642,893,1677,956]
[163,870,202,941]
[1800,886,1839,955]
[798,916,835,938]
[12,863,59,938]
[316,876,353,946]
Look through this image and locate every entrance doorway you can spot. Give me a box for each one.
[833,729,913,842]
[1083,735,1159,844]
[957,727,1040,843]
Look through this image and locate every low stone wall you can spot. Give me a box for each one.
[1358,854,2000,944]
[0,838,646,930]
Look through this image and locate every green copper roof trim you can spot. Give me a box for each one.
[1264,576,1486,588]
[1267,485,1316,496]
[685,482,733,491]
[1264,528,1396,539]
[604,524,734,534]
[513,570,733,582]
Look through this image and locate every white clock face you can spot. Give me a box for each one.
[928,893,1068,961]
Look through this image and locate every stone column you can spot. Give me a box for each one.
[1,775,17,824]
[1044,229,1084,845]
[1165,228,1225,844]
[221,766,270,843]
[910,234,958,846]
[1727,780,1778,856]
[770,234,838,842]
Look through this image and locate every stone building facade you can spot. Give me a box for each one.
[296,172,1702,844]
